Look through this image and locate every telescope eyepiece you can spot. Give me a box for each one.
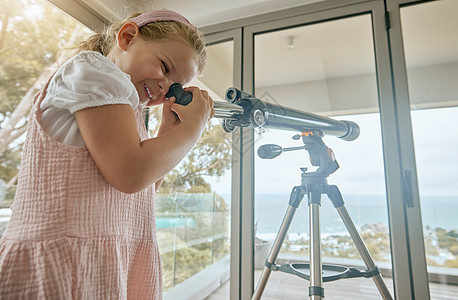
[166,83,192,106]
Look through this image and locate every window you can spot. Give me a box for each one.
[400,0,458,282]
[157,40,234,298]
[253,14,393,297]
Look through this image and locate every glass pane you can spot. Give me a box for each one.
[400,0,458,289]
[0,0,89,232]
[254,14,394,298]
[156,41,233,298]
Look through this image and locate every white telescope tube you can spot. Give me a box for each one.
[213,88,360,141]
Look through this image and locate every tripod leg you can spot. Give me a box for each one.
[252,186,305,300]
[327,185,393,300]
[308,186,325,300]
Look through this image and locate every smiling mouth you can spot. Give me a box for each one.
[144,83,153,100]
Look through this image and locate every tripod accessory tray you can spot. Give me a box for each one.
[277,263,380,282]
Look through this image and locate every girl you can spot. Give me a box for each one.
[0,9,214,299]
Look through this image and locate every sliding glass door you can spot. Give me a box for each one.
[399,0,458,289]
[252,13,393,299]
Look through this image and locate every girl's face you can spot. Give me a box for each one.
[112,23,198,105]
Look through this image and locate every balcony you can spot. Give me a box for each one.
[163,253,458,299]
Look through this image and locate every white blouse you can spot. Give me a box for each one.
[40,51,139,146]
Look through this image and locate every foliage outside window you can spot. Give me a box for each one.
[148,108,232,290]
[0,0,89,211]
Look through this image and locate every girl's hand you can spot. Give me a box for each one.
[170,86,215,129]
[157,96,181,136]
[75,87,214,194]
[145,97,165,107]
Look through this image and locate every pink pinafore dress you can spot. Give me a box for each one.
[0,80,162,299]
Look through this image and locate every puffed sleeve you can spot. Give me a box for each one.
[45,51,139,113]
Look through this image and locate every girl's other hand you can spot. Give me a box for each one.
[171,86,215,128]
[157,86,214,140]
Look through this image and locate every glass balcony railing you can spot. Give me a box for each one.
[155,192,231,292]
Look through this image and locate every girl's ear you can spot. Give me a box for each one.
[117,22,139,51]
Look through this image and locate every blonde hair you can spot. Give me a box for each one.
[76,13,207,74]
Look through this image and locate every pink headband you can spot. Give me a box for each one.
[129,9,197,31]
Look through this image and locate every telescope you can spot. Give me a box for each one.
[165,84,359,140]
[213,88,360,141]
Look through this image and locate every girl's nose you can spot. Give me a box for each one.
[159,79,173,95]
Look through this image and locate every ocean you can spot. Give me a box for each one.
[222,193,458,239]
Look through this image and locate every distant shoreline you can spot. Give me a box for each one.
[219,193,458,234]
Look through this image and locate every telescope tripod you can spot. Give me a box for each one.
[252,132,392,300]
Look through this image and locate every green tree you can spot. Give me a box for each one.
[147,106,232,195]
[0,0,88,191]
[436,228,458,255]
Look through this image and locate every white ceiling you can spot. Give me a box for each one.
[81,0,324,27]
[56,0,458,96]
